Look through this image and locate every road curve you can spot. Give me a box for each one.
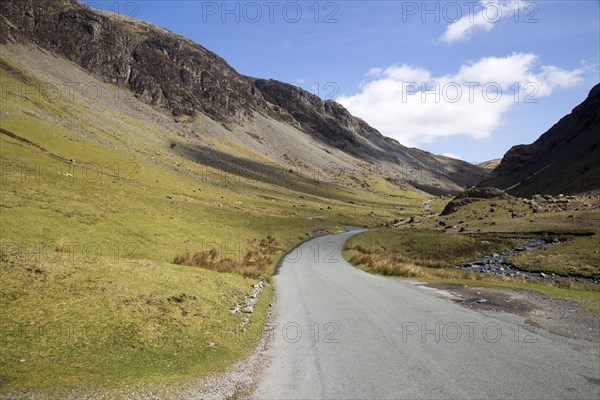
[253,228,600,399]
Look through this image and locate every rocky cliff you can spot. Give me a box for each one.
[1,0,269,123]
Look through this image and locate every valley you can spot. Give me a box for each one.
[0,0,599,398]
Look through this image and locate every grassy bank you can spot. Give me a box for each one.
[345,229,518,269]
[0,248,275,395]
[343,229,600,313]
[506,235,600,279]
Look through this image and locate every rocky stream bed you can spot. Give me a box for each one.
[458,239,599,284]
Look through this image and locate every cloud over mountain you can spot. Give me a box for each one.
[338,53,585,147]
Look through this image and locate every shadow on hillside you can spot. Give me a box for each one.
[173,140,358,202]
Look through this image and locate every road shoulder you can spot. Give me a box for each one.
[407,281,600,344]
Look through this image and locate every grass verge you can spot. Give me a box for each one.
[345,228,519,268]
[506,235,600,279]
[343,229,600,315]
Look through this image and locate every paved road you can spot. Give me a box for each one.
[253,228,600,399]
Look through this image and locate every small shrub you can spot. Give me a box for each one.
[55,238,69,252]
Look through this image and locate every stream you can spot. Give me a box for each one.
[458,239,599,284]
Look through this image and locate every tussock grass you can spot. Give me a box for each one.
[553,280,575,290]
[348,249,520,282]
[173,235,285,279]
[349,244,448,269]
[54,237,70,252]
[345,230,600,312]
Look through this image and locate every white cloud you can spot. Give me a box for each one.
[441,1,524,44]
[337,53,584,147]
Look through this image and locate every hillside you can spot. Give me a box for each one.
[481,84,600,196]
[0,0,452,394]
[478,159,502,171]
[0,0,485,195]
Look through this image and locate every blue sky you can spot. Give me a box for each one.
[83,1,599,162]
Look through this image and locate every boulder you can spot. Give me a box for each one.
[440,188,510,215]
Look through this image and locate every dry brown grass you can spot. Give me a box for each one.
[54,237,70,252]
[553,280,575,290]
[348,243,471,269]
[348,249,524,283]
[349,248,600,295]
[173,235,286,279]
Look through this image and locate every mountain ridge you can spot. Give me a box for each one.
[1,0,485,195]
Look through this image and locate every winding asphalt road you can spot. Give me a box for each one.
[253,228,600,399]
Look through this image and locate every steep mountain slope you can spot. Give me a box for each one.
[0,0,485,195]
[481,84,600,196]
[254,79,483,193]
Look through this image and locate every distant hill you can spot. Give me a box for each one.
[478,159,502,171]
[480,84,600,197]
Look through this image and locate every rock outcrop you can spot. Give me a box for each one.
[1,0,266,123]
[441,188,510,215]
